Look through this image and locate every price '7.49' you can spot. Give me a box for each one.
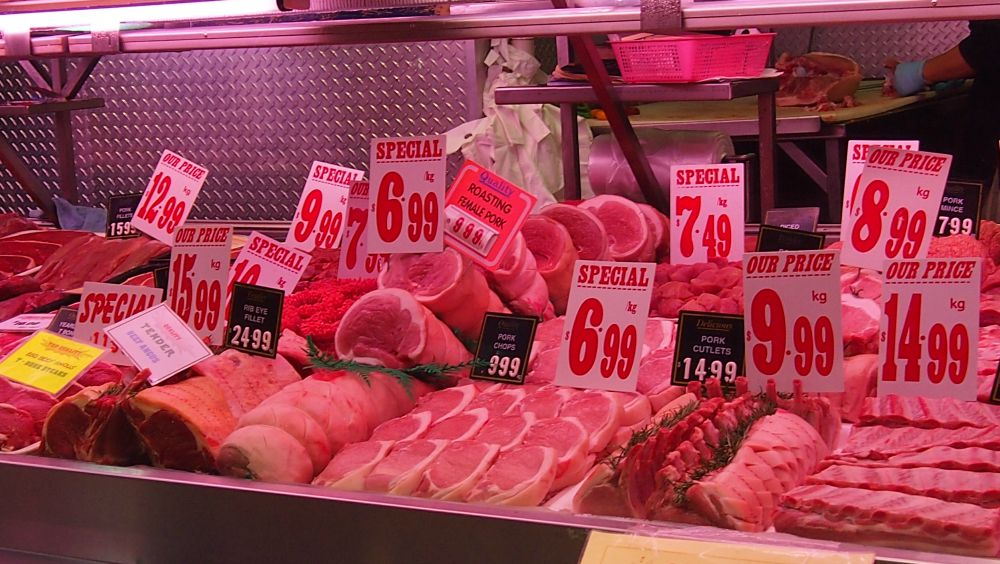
[676,195,732,260]
[567,297,638,380]
[375,172,439,245]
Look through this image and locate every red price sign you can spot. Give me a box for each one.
[443,161,537,270]
[841,147,951,271]
[841,141,919,227]
[337,181,387,279]
[669,163,745,265]
[743,251,843,393]
[368,135,446,253]
[878,258,980,400]
[286,161,362,252]
[168,224,232,345]
[555,261,655,392]
[227,232,311,311]
[74,282,163,365]
[131,150,208,245]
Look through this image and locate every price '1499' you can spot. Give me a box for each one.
[749,288,835,377]
[882,292,969,384]
[376,172,439,244]
[567,297,638,380]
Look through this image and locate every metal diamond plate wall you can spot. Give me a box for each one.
[774,21,971,77]
[0,42,474,220]
[0,65,61,213]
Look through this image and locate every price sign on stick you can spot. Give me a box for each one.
[841,147,952,271]
[368,135,446,253]
[74,282,163,365]
[755,225,825,252]
[286,161,362,252]
[130,150,208,245]
[670,164,745,265]
[763,207,820,232]
[671,312,744,388]
[841,140,919,226]
[0,314,55,333]
[0,331,104,395]
[228,231,311,307]
[226,283,283,359]
[878,258,980,401]
[443,161,538,269]
[168,223,233,346]
[935,180,983,237]
[472,313,538,385]
[337,181,388,280]
[105,303,212,386]
[555,261,655,392]
[743,251,844,393]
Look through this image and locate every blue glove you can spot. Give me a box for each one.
[932,79,965,92]
[893,60,926,96]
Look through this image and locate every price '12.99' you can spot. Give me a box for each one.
[130,150,208,246]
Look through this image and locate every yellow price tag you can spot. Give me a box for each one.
[0,331,105,395]
[581,531,874,564]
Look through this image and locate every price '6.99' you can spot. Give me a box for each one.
[567,297,639,380]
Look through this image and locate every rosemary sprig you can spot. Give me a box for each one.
[601,399,701,472]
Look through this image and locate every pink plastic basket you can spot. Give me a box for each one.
[611,33,775,83]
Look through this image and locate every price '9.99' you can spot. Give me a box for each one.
[850,179,927,259]
[748,289,835,377]
[135,172,187,236]
[567,297,638,380]
[291,189,344,250]
[376,172,439,244]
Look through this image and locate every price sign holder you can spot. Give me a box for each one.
[763,206,820,232]
[443,161,538,270]
[368,135,447,254]
[878,258,980,400]
[338,181,388,280]
[471,312,538,385]
[935,179,983,238]
[153,267,169,291]
[286,161,363,252]
[130,150,209,245]
[74,282,163,365]
[106,193,142,239]
[841,147,951,271]
[743,250,843,393]
[168,223,232,346]
[0,313,56,333]
[0,331,105,395]
[228,231,312,300]
[555,261,655,393]
[841,140,919,229]
[671,312,744,389]
[226,283,283,358]
[669,163,745,265]
[104,303,212,386]
[47,307,77,337]
[755,225,825,252]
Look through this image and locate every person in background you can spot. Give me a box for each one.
[889,20,1000,191]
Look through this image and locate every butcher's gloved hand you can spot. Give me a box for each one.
[892,60,926,96]
[932,79,965,92]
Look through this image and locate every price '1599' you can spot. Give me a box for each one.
[170,253,223,333]
[376,172,439,244]
[567,297,638,380]
[749,289,835,377]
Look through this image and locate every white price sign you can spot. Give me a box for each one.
[337,181,387,280]
[105,303,212,386]
[168,223,232,346]
[0,314,55,333]
[743,251,844,393]
[130,150,208,245]
[286,161,363,252]
[228,232,311,306]
[841,147,951,271]
[841,140,919,224]
[878,258,979,401]
[670,163,745,265]
[555,261,655,392]
[74,282,163,365]
[368,135,446,253]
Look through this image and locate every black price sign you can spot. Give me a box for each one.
[106,193,143,239]
[756,225,826,252]
[935,180,982,237]
[471,312,537,385]
[226,282,283,358]
[763,207,820,232]
[47,307,78,337]
[991,362,1000,405]
[153,267,169,291]
[671,312,744,388]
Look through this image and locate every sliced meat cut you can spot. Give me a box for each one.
[0,214,38,238]
[464,388,525,416]
[313,440,395,490]
[36,235,168,290]
[560,391,623,453]
[412,385,477,423]
[364,439,448,495]
[841,293,879,356]
[825,446,1000,473]
[424,408,489,441]
[0,255,34,276]
[859,395,1000,429]
[820,354,876,423]
[519,385,575,419]
[334,288,472,375]
[521,417,590,490]
[484,233,555,320]
[538,203,610,261]
[841,425,1000,459]
[578,195,654,262]
[0,241,59,264]
[190,350,301,417]
[476,412,535,451]
[0,275,40,300]
[466,445,558,506]
[521,216,578,315]
[378,249,506,342]
[370,411,433,442]
[1,229,90,245]
[637,203,670,261]
[0,290,64,321]
[0,403,35,451]
[414,440,500,501]
[216,425,314,483]
[807,464,1000,508]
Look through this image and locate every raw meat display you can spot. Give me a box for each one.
[520,215,578,315]
[637,203,670,262]
[860,394,1000,429]
[483,233,555,320]
[538,203,610,261]
[466,445,558,506]
[281,277,377,354]
[824,446,1000,473]
[0,213,38,238]
[35,234,168,290]
[578,195,654,262]
[649,260,742,318]
[414,440,500,500]
[776,52,862,109]
[805,463,1000,507]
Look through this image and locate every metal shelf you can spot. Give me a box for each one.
[0,97,102,115]
[495,77,780,105]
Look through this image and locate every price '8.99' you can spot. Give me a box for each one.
[291,189,344,249]
[135,172,186,236]
[850,180,927,259]
[170,253,223,334]
[881,292,969,384]
[748,289,836,378]
[676,195,732,260]
[567,297,638,380]
[376,172,439,244]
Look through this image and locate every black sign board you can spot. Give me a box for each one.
[935,180,983,237]
[991,362,1000,405]
[46,307,78,337]
[471,312,538,385]
[153,267,170,291]
[106,193,142,239]
[756,225,826,252]
[763,207,820,232]
[226,282,283,358]
[671,312,745,388]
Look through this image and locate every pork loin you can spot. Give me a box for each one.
[521,216,578,315]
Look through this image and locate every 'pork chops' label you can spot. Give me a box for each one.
[75,282,163,366]
[472,312,538,385]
